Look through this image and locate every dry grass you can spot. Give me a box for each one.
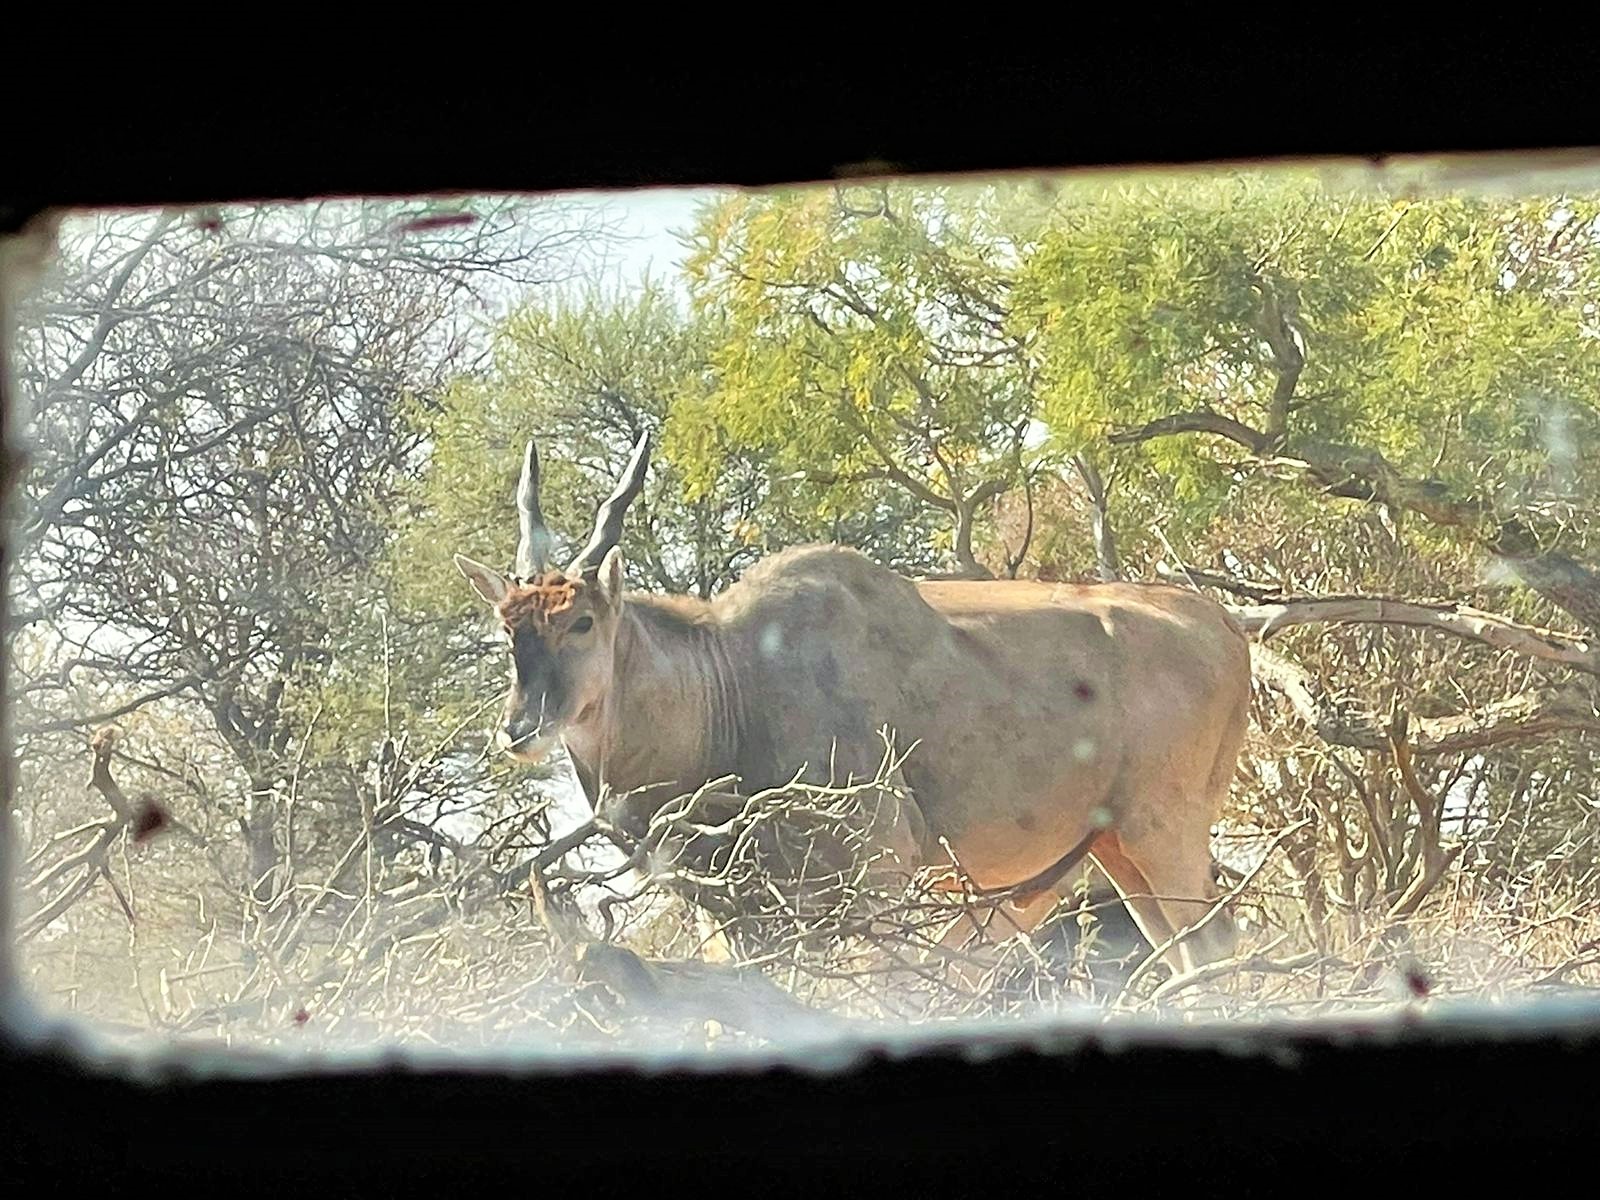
[17,733,1599,1055]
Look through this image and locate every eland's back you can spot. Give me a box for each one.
[717,545,1252,969]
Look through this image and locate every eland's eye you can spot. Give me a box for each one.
[570,616,594,635]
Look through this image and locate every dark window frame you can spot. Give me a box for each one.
[5,58,1600,1186]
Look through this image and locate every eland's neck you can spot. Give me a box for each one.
[563,597,746,803]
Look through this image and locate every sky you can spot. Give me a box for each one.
[585,186,726,296]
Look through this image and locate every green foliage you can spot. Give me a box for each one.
[377,170,1600,603]
[682,183,1041,573]
[367,170,1600,875]
[24,176,1600,1039]
[1012,173,1600,562]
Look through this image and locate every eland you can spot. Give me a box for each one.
[455,435,1252,975]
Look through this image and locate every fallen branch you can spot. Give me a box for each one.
[573,942,850,1040]
[1530,945,1600,988]
[1118,818,1313,1004]
[1149,941,1334,1005]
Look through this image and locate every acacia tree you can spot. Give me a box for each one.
[1016,174,1600,620]
[680,184,1048,579]
[1005,174,1600,961]
[388,281,948,623]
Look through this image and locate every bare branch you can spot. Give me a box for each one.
[1154,563,1281,601]
[836,398,955,512]
[1108,408,1600,634]
[1385,719,1465,921]
[1071,454,1120,582]
[1251,643,1600,755]
[1107,409,1273,454]
[1233,595,1600,676]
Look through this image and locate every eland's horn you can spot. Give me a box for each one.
[514,440,554,577]
[568,432,651,575]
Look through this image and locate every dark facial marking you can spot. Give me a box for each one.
[506,625,568,725]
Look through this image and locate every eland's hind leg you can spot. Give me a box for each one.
[924,879,1078,999]
[1098,820,1237,973]
[1086,832,1186,970]
[1103,688,1248,974]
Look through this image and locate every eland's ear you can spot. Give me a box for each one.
[454,554,511,606]
[598,546,626,609]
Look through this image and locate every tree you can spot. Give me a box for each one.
[10,198,602,974]
[680,184,1045,578]
[1012,174,1600,626]
[390,280,949,620]
[15,171,1600,1038]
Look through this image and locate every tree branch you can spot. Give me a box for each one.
[1250,644,1600,755]
[1385,716,1465,921]
[1154,562,1282,600]
[1231,595,1600,676]
[19,728,138,940]
[836,400,956,512]
[1071,454,1120,582]
[1109,409,1600,634]
[1253,277,1305,438]
[1107,409,1273,454]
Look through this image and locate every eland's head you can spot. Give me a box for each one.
[454,433,650,762]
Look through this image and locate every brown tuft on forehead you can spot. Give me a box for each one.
[497,571,581,628]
